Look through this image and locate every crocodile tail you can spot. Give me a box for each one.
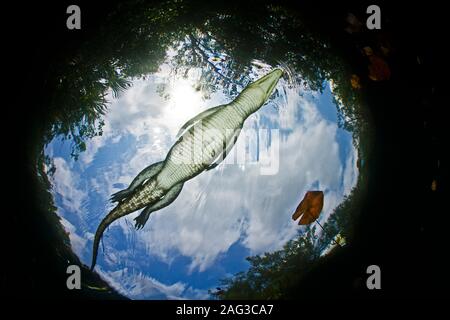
[90,206,130,270]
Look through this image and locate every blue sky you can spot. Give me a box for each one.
[45,58,358,299]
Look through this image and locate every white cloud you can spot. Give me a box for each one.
[94,83,355,272]
[47,63,359,299]
[59,216,89,259]
[50,157,93,260]
[97,267,209,300]
[342,144,359,196]
[51,157,87,213]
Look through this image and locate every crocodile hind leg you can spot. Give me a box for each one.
[110,161,164,203]
[134,182,184,229]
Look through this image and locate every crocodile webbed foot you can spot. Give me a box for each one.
[110,189,132,203]
[134,210,151,230]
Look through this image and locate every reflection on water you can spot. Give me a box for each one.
[44,36,359,299]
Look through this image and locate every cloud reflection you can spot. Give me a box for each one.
[46,65,358,299]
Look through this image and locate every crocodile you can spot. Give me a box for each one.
[90,68,283,270]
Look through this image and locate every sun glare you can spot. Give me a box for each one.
[165,80,204,132]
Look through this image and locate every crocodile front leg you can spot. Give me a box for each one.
[111,161,164,203]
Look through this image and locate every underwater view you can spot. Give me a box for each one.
[7,0,446,304]
[32,0,450,302]
[44,46,359,298]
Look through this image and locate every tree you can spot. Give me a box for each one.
[32,0,371,298]
[40,0,366,159]
[211,177,366,300]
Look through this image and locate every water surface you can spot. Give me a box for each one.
[44,40,359,299]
